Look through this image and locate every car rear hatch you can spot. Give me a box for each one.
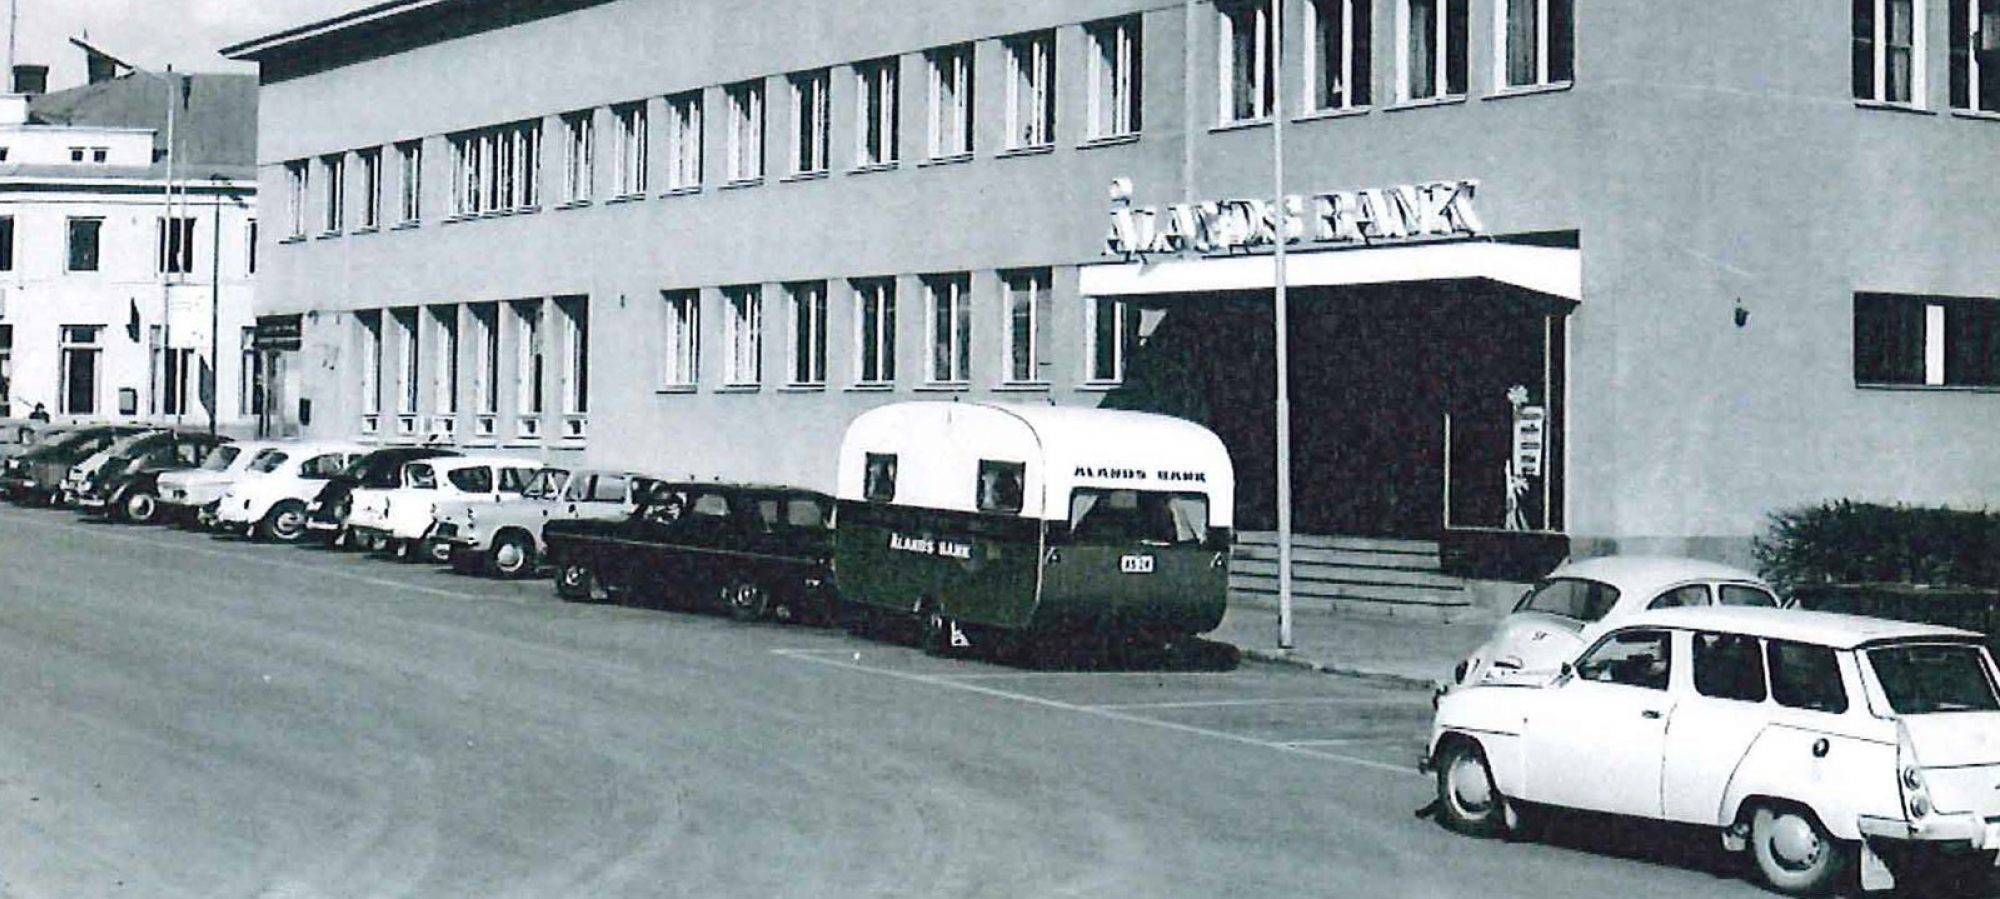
[1870,641,2000,818]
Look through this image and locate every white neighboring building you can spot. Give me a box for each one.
[0,64,258,431]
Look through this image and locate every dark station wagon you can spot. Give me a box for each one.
[544,481,836,623]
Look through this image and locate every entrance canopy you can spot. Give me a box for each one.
[1078,241,1580,302]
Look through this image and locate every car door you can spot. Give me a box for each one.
[1522,627,1677,818]
[1661,630,1773,824]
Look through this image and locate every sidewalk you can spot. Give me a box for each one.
[1210,597,1497,690]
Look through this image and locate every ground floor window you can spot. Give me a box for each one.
[1855,292,2000,387]
[661,290,700,389]
[60,325,102,415]
[239,327,263,417]
[559,297,589,413]
[1003,269,1051,385]
[724,286,763,387]
[788,281,827,386]
[925,273,971,384]
[470,302,500,414]
[357,311,383,415]
[513,300,545,416]
[1085,296,1133,384]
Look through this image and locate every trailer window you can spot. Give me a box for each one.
[977,460,1025,514]
[864,453,897,502]
[1068,489,1208,546]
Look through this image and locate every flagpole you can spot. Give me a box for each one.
[1272,0,1294,650]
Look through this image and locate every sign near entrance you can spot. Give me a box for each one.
[1104,178,1485,257]
[253,314,303,351]
[1513,406,1546,478]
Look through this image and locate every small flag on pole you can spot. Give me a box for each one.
[126,298,141,341]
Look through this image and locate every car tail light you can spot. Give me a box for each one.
[1898,722,1932,822]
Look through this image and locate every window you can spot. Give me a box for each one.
[1516,577,1621,622]
[562,110,594,203]
[790,69,831,175]
[1220,2,1276,122]
[1949,0,2000,111]
[357,311,383,415]
[285,161,309,237]
[514,300,544,417]
[1868,643,2000,714]
[1693,632,1768,702]
[724,285,763,386]
[788,281,828,386]
[1856,0,1923,104]
[613,103,649,196]
[1499,0,1573,89]
[1855,293,2000,387]
[725,80,766,183]
[560,298,588,415]
[471,302,499,415]
[1767,641,1850,713]
[1647,584,1710,610]
[854,278,897,385]
[321,154,346,232]
[157,216,195,274]
[0,216,13,271]
[405,463,438,489]
[396,141,422,223]
[1086,296,1136,383]
[393,307,420,415]
[977,460,1027,513]
[66,217,102,272]
[1308,0,1372,111]
[358,148,382,228]
[430,307,458,415]
[1006,30,1057,147]
[0,325,11,416]
[1068,489,1211,545]
[1003,269,1051,384]
[449,120,541,215]
[447,466,495,494]
[863,452,897,502]
[661,289,701,388]
[856,57,901,167]
[1402,0,1469,101]
[1719,585,1781,607]
[665,91,703,190]
[928,43,975,158]
[1087,16,1144,138]
[925,273,971,384]
[1575,629,1672,690]
[59,325,102,415]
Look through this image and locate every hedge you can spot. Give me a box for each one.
[1753,500,2000,592]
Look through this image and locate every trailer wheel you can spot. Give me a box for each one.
[725,580,770,622]
[554,562,598,602]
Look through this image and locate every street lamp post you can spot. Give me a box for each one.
[208,176,224,435]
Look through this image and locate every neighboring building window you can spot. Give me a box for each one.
[665,91,703,190]
[158,339,192,414]
[1087,16,1144,138]
[396,141,422,223]
[856,57,901,167]
[515,300,545,417]
[0,216,16,272]
[157,216,195,275]
[240,326,264,417]
[1499,0,1573,89]
[1220,1,1276,122]
[1308,0,1372,111]
[853,278,897,385]
[1086,296,1136,384]
[726,80,767,183]
[245,220,257,275]
[1402,0,1469,102]
[724,285,764,386]
[925,273,971,384]
[928,43,976,158]
[1854,293,2000,387]
[66,217,102,272]
[1006,30,1058,147]
[358,148,382,229]
[787,280,828,386]
[58,325,101,415]
[449,120,541,215]
[1949,0,2000,112]
[285,161,309,237]
[357,310,383,415]
[790,69,831,175]
[471,302,499,414]
[321,153,345,233]
[0,325,10,417]
[613,102,649,196]
[431,306,460,415]
[562,110,594,203]
[393,307,420,415]
[661,289,701,388]
[1854,0,1923,104]
[559,297,588,414]
[1004,269,1051,384]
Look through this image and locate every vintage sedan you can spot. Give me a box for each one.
[157,440,288,523]
[345,454,541,561]
[211,441,371,540]
[1427,606,2000,895]
[1,425,148,504]
[544,481,835,623]
[432,468,656,578]
[1450,556,1782,688]
[73,430,232,523]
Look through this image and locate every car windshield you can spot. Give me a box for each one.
[199,445,243,471]
[1067,490,1209,546]
[251,450,290,474]
[1868,643,2000,714]
[523,469,567,499]
[1517,578,1623,622]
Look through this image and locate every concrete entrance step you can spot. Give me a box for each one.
[1229,530,1477,620]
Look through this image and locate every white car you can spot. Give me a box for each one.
[345,455,541,560]
[1427,605,2000,895]
[1450,556,1781,688]
[212,441,372,541]
[431,467,654,578]
[157,440,289,522]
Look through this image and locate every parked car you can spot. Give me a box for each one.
[1448,556,1782,689]
[74,431,234,523]
[433,467,657,578]
[211,441,372,541]
[0,425,148,505]
[156,440,287,524]
[0,421,79,461]
[1426,605,2000,895]
[302,446,462,546]
[544,481,836,623]
[345,454,541,561]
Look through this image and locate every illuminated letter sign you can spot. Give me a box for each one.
[1105,179,1484,257]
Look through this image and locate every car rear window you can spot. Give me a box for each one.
[1767,641,1849,714]
[1719,584,1780,607]
[200,445,242,471]
[298,454,343,478]
[1518,578,1622,622]
[1868,643,2000,714]
[1648,584,1710,610]
[448,467,494,493]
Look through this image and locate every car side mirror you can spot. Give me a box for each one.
[1555,661,1576,686]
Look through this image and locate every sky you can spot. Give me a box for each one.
[6,0,369,89]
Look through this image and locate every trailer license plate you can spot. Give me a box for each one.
[1120,554,1155,574]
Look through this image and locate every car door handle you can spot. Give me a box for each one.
[1641,710,1663,719]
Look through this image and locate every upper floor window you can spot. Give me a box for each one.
[613,102,649,196]
[562,110,595,203]
[726,80,766,183]
[1007,30,1058,147]
[157,216,195,275]
[450,120,541,216]
[1949,0,2000,111]
[1854,292,2000,387]
[1003,269,1051,385]
[928,43,976,159]
[853,277,897,385]
[856,57,901,167]
[66,217,101,272]
[1401,0,1469,102]
[665,91,703,190]
[1087,16,1144,138]
[1855,0,1923,105]
[790,69,831,175]
[284,161,309,238]
[358,147,383,229]
[724,284,764,386]
[1308,0,1372,112]
[320,153,346,233]
[787,280,828,386]
[660,289,700,389]
[1499,0,1573,89]
[396,141,422,223]
[924,273,971,384]
[1220,2,1276,122]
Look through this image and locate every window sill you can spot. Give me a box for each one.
[1074,380,1124,392]
[1078,133,1141,150]
[351,225,380,236]
[720,177,765,190]
[1853,99,1935,116]
[1855,381,2000,394]
[555,199,593,210]
[778,383,827,393]
[991,380,1051,393]
[660,185,703,198]
[655,384,699,395]
[781,170,830,183]
[279,235,307,245]
[1209,117,1271,133]
[918,152,975,168]
[1385,95,1469,113]
[998,144,1055,159]
[915,382,969,393]
[390,221,422,231]
[716,384,762,394]
[314,231,344,240]
[1293,106,1370,124]
[603,193,647,205]
[1949,108,2000,123]
[849,161,900,176]
[1484,82,1572,102]
[845,382,896,392]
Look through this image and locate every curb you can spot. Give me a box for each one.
[1235,644,1444,692]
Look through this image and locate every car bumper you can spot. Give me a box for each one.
[1858,812,2000,849]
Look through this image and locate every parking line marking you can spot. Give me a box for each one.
[773,647,1419,777]
[1088,697,1409,711]
[1278,738,1372,747]
[939,670,1238,680]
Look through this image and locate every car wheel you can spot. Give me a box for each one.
[425,539,452,564]
[555,563,598,602]
[121,489,160,525]
[260,501,308,543]
[362,532,391,555]
[487,531,535,579]
[1751,804,1847,897]
[1434,739,1507,838]
[725,580,770,622]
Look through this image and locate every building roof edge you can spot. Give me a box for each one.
[221,0,453,61]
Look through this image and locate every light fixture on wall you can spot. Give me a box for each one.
[1733,298,1749,329]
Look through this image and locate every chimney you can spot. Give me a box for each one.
[12,65,47,96]
[85,51,118,85]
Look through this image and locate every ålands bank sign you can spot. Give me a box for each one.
[1103,177,1485,257]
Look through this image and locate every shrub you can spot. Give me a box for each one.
[1754,501,2000,591]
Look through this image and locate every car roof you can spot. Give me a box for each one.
[416,454,541,470]
[653,480,833,499]
[1612,605,1981,649]
[1546,555,1768,595]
